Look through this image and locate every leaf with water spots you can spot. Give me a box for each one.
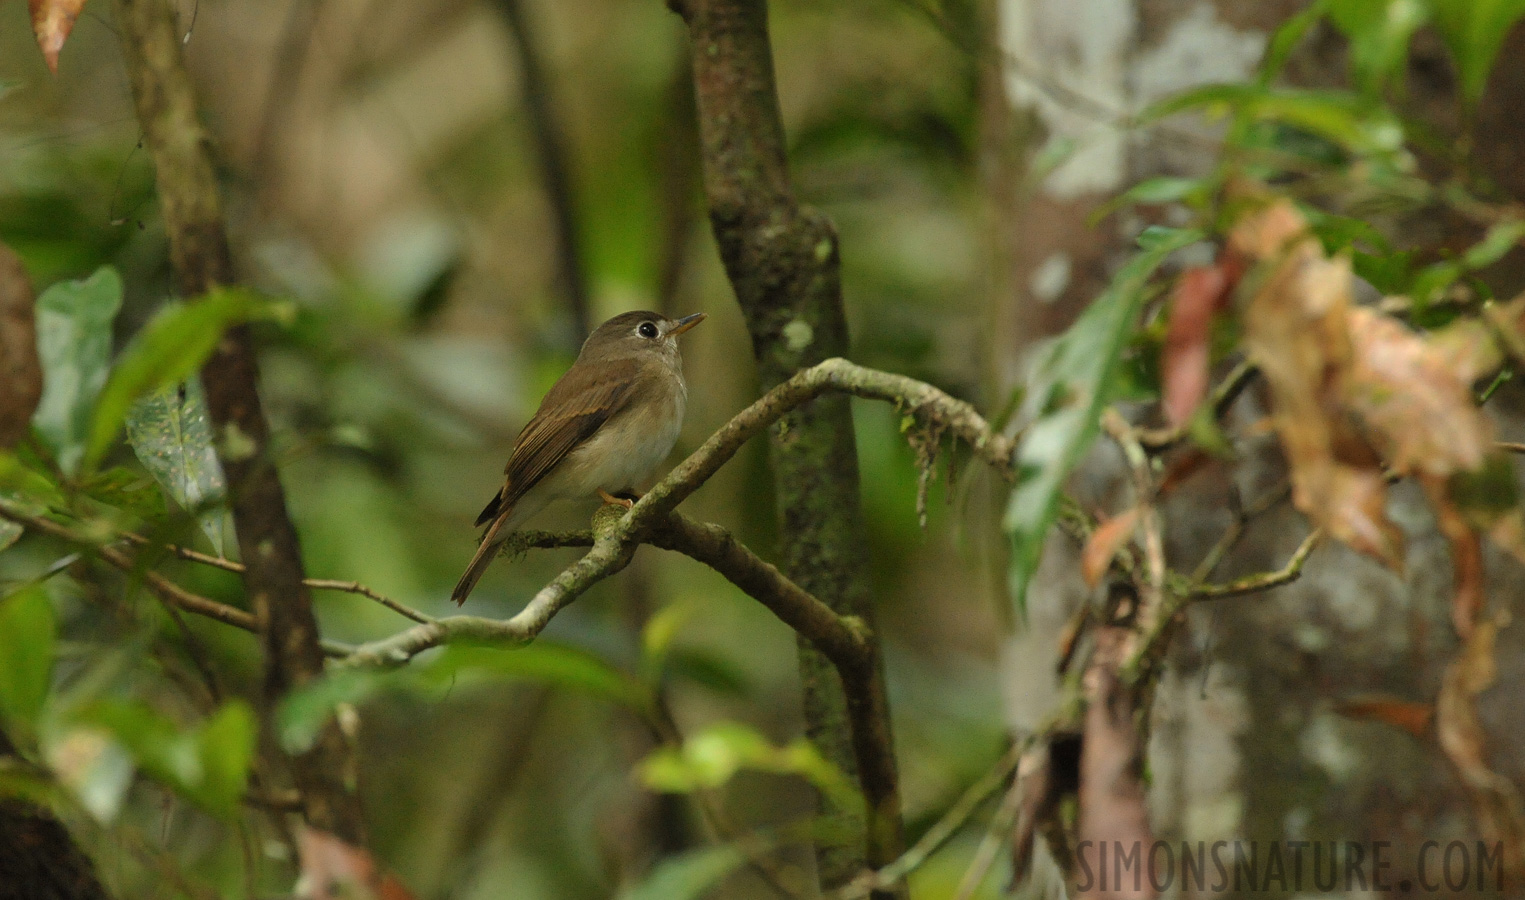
[125,378,227,554]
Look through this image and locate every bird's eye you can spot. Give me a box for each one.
[637,322,659,339]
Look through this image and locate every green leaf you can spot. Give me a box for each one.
[1141,85,1403,155]
[194,701,257,818]
[0,519,21,553]
[638,722,860,813]
[124,379,227,554]
[32,267,123,475]
[78,698,255,820]
[1427,0,1525,104]
[1462,219,1525,270]
[282,641,645,753]
[83,287,265,475]
[1260,0,1331,85]
[1091,177,1209,223]
[619,844,750,900]
[1004,228,1202,613]
[1329,0,1430,95]
[640,601,695,686]
[0,587,56,737]
[277,667,386,754]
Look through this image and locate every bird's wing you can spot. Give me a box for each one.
[474,357,641,526]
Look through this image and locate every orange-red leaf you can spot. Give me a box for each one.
[1435,620,1525,879]
[29,0,86,74]
[1422,476,1485,640]
[1161,266,1230,426]
[1334,695,1434,739]
[1081,507,1140,588]
[298,828,417,900]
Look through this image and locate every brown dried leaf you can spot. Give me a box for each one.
[28,0,86,74]
[1236,201,1405,567]
[1077,627,1156,899]
[298,828,417,900]
[1347,308,1492,478]
[1483,294,1525,364]
[1081,507,1140,588]
[1162,266,1230,426]
[1422,475,1487,641]
[1334,695,1434,739]
[1429,318,1505,385]
[0,244,42,448]
[1436,621,1525,880]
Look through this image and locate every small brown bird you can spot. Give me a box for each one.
[451,310,705,604]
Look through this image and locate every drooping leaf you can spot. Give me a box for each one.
[1328,0,1431,95]
[28,0,87,74]
[1004,227,1201,612]
[1235,201,1406,567]
[1080,507,1139,589]
[619,844,750,900]
[125,379,227,554]
[1426,0,1525,104]
[1162,264,1234,426]
[638,722,860,814]
[0,586,55,737]
[31,267,122,475]
[83,286,265,475]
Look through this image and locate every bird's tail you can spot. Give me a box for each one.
[451,508,511,605]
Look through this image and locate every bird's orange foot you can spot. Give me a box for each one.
[598,489,636,509]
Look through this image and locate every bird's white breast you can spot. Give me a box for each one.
[559,371,686,497]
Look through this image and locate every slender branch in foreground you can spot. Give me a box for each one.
[0,504,352,657]
[1122,527,1323,685]
[1190,527,1322,601]
[123,534,437,625]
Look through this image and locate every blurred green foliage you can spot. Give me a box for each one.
[3,0,1525,897]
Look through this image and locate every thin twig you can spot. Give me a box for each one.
[123,533,437,624]
[1137,360,1259,450]
[1190,527,1322,600]
[1103,410,1166,633]
[835,740,1028,898]
[0,504,352,658]
[952,767,1027,900]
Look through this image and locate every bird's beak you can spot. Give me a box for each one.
[667,312,706,337]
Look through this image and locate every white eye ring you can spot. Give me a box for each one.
[637,322,659,339]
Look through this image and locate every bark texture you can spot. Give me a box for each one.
[672,0,904,890]
[110,0,364,844]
